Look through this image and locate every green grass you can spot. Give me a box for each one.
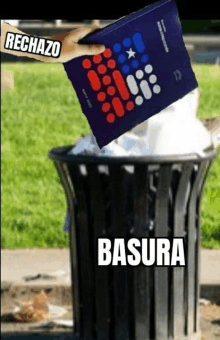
[1,62,220,249]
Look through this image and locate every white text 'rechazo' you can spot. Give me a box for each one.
[4,32,61,58]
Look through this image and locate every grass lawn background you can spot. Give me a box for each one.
[1,62,220,249]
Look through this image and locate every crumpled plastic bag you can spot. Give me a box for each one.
[69,88,200,157]
[69,128,156,162]
[30,319,74,329]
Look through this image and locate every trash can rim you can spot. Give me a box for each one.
[48,145,217,164]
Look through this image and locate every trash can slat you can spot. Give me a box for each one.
[87,164,111,340]
[172,163,194,338]
[155,165,172,340]
[109,164,130,340]
[134,164,151,340]
[186,162,206,336]
[68,164,95,340]
[194,161,212,333]
[54,161,81,337]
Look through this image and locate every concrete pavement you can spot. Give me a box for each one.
[1,248,220,307]
[1,249,72,309]
[1,248,71,286]
[200,249,220,304]
[200,249,220,285]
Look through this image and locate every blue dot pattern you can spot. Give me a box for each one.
[118,54,126,64]
[123,38,131,47]
[113,43,121,53]
[111,32,149,77]
[122,65,130,75]
[131,60,139,69]
[141,54,149,63]
[132,32,145,53]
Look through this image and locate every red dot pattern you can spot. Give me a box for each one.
[97,64,107,74]
[107,59,116,69]
[103,75,111,85]
[82,59,91,69]
[87,70,101,91]
[102,102,111,113]
[107,86,116,96]
[97,92,106,102]
[112,70,130,100]
[82,47,136,124]
[103,48,112,58]
[93,55,102,63]
[126,101,135,111]
[107,113,115,123]
[112,97,125,117]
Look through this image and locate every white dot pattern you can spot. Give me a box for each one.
[135,96,143,105]
[145,64,153,74]
[149,75,157,84]
[136,70,144,79]
[153,85,161,94]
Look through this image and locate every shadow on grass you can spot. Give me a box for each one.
[212,231,220,242]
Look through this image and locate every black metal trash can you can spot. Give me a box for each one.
[49,145,217,340]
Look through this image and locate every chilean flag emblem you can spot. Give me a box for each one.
[82,32,161,124]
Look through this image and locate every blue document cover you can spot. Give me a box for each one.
[63,0,198,148]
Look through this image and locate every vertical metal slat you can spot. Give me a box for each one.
[68,164,94,340]
[186,161,207,336]
[154,164,172,340]
[133,164,151,340]
[109,164,130,340]
[172,163,194,338]
[54,160,81,339]
[87,164,111,340]
[194,161,212,333]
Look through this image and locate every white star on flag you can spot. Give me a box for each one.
[126,48,136,59]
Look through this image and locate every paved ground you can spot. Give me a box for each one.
[1,248,71,286]
[1,304,220,339]
[1,248,220,339]
[200,249,220,285]
[2,248,220,285]
[2,248,220,304]
[200,303,220,340]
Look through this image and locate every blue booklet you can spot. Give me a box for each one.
[63,0,198,148]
